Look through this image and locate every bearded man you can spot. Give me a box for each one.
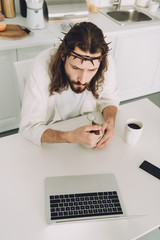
[19,22,119,149]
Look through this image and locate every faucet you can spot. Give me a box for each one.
[112,0,122,10]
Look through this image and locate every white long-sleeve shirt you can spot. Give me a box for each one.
[19,48,119,145]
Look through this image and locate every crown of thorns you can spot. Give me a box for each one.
[68,50,108,65]
[59,32,110,65]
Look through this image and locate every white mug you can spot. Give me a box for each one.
[124,119,143,145]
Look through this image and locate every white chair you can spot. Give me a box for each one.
[14,58,34,103]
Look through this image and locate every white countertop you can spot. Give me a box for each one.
[0,98,160,240]
[0,6,160,51]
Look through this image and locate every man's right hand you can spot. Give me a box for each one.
[41,124,103,146]
[71,125,103,146]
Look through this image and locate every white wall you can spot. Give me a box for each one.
[100,0,136,7]
[14,0,136,16]
[15,0,20,14]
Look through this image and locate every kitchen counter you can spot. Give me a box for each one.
[0,16,56,51]
[0,6,160,51]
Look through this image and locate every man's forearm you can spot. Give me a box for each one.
[41,129,73,144]
[102,105,118,126]
[41,124,103,145]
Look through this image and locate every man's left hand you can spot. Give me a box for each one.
[94,122,115,149]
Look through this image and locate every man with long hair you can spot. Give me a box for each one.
[20,22,119,149]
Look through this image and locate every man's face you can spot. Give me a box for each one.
[64,47,101,94]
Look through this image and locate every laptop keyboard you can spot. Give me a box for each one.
[49,191,123,220]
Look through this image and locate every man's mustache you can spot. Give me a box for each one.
[72,81,87,86]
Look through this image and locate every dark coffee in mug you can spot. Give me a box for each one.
[128,123,141,129]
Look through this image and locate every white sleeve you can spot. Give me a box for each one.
[19,49,54,145]
[97,55,120,112]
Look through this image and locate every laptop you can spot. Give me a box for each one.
[45,173,127,223]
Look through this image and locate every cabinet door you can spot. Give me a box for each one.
[105,34,117,56]
[0,50,20,132]
[114,29,160,101]
[0,44,55,133]
[151,59,160,93]
[17,44,54,60]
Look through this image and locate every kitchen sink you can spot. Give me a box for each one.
[100,7,157,25]
[107,9,152,22]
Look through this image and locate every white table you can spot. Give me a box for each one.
[0,99,160,240]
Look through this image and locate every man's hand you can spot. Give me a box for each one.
[41,106,118,147]
[71,125,103,146]
[94,105,118,149]
[94,122,114,149]
[41,124,102,146]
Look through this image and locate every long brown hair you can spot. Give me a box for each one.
[48,22,109,98]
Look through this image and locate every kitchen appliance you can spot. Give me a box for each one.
[44,0,88,21]
[2,0,16,18]
[26,0,45,29]
[19,0,27,17]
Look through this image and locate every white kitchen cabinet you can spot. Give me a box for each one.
[105,34,117,56]
[0,44,54,133]
[0,50,21,132]
[151,58,160,93]
[17,44,54,60]
[114,28,160,101]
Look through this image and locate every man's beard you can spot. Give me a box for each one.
[65,73,89,94]
[68,80,89,94]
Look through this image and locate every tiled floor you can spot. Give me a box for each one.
[147,92,160,108]
[120,92,160,108]
[0,128,19,138]
[136,226,160,240]
[0,92,160,138]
